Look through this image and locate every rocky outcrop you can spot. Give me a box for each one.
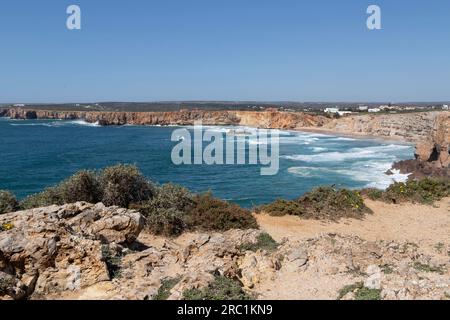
[414,113,450,167]
[1,203,449,300]
[0,202,144,299]
[305,111,449,172]
[2,107,329,128]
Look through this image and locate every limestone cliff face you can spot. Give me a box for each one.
[309,112,450,170]
[3,108,329,128]
[415,113,450,168]
[317,112,443,143]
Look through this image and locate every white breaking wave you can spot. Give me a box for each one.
[69,120,101,127]
[288,162,410,190]
[283,144,412,162]
[9,120,100,127]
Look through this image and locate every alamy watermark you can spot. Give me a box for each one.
[66,5,81,30]
[171,122,280,176]
[66,5,382,31]
[367,5,382,30]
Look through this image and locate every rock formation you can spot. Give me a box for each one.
[2,202,449,300]
[0,202,143,299]
[2,107,329,128]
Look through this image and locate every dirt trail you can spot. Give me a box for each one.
[256,198,450,248]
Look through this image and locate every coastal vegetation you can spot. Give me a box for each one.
[337,282,382,300]
[183,275,251,301]
[2,165,449,239]
[153,277,182,300]
[363,178,450,204]
[0,191,19,214]
[256,186,371,220]
[8,164,258,235]
[239,233,279,252]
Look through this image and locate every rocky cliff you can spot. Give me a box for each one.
[2,108,329,128]
[310,112,450,173]
[1,202,449,300]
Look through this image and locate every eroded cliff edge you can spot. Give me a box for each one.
[2,107,449,172]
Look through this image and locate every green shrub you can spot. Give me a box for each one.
[58,170,102,204]
[99,164,154,208]
[149,183,194,212]
[185,193,258,231]
[20,165,155,210]
[144,207,186,236]
[239,233,278,252]
[364,188,383,201]
[381,178,450,204]
[130,183,194,236]
[20,187,63,209]
[0,190,19,214]
[256,199,304,217]
[337,282,381,300]
[153,276,182,300]
[413,262,445,274]
[183,276,251,300]
[355,287,382,300]
[260,186,371,220]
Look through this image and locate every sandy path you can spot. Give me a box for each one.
[256,198,450,248]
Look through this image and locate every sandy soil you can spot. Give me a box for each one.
[256,197,450,249]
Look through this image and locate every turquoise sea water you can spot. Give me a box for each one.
[0,117,414,207]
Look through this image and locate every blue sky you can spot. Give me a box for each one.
[0,0,449,103]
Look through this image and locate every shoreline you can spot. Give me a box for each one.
[0,115,415,146]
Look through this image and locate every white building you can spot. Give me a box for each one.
[338,111,352,117]
[324,107,339,114]
[358,106,368,111]
[368,108,381,113]
[443,105,449,110]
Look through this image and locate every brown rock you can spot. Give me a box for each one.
[0,202,144,299]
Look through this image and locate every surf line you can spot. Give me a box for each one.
[170,121,280,176]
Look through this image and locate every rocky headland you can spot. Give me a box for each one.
[1,200,449,300]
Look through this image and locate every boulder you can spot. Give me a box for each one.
[0,202,144,299]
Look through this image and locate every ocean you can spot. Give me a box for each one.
[0,117,414,207]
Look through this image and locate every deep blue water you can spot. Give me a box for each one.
[0,118,414,207]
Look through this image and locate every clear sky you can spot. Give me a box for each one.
[1,0,449,103]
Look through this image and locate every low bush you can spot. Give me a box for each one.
[185,193,258,231]
[239,233,278,252]
[337,282,381,300]
[99,164,154,208]
[183,276,251,300]
[259,186,371,220]
[20,164,156,210]
[130,183,194,236]
[255,199,303,217]
[58,170,102,204]
[367,178,450,204]
[0,190,19,214]
[143,207,186,236]
[20,187,62,210]
[153,276,182,300]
